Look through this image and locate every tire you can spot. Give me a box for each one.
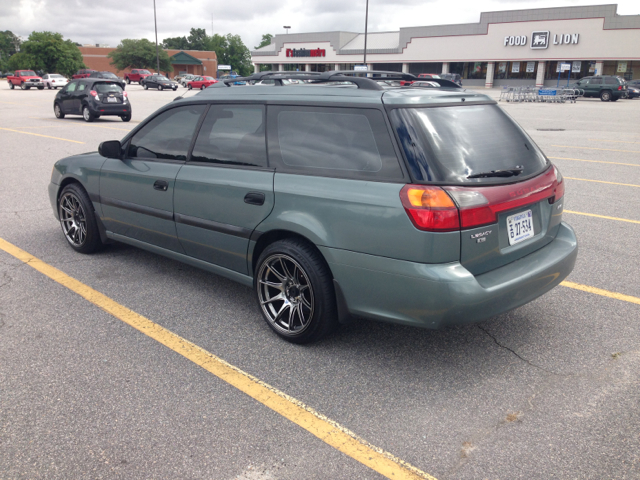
[188,84,192,90]
[121,114,131,122]
[158,85,163,91]
[201,85,205,90]
[255,239,338,344]
[9,82,14,89]
[54,103,65,119]
[82,105,95,122]
[47,84,52,89]
[57,183,103,254]
[126,78,130,84]
[143,83,148,90]
[600,90,612,102]
[37,86,44,90]
[20,82,26,90]
[611,97,619,102]
[173,87,177,91]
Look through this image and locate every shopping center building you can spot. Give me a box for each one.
[250,4,640,87]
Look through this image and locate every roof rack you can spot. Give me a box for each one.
[221,70,421,91]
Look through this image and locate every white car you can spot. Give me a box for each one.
[42,74,69,89]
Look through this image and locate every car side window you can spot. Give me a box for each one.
[590,78,602,85]
[77,83,86,92]
[268,106,404,180]
[66,82,77,92]
[127,105,206,161]
[604,77,616,85]
[191,104,267,167]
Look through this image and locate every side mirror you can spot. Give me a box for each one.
[99,140,122,159]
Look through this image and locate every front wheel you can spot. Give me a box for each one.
[255,239,338,344]
[82,105,95,122]
[188,84,192,90]
[58,183,102,254]
[54,103,65,119]
[9,82,14,89]
[600,90,612,102]
[143,83,148,90]
[37,86,44,90]
[158,85,163,91]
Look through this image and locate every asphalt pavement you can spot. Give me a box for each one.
[1,82,639,479]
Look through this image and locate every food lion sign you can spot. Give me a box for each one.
[504,31,579,49]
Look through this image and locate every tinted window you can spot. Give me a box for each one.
[590,78,602,85]
[390,105,548,184]
[604,77,617,85]
[271,106,403,180]
[21,71,36,76]
[78,83,87,92]
[128,105,206,161]
[94,83,122,93]
[66,82,77,92]
[191,105,266,167]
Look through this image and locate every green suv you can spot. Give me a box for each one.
[48,71,577,343]
[570,75,627,101]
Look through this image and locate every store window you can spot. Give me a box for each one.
[408,63,443,75]
[545,61,593,80]
[374,63,403,72]
[450,62,488,80]
[494,61,537,80]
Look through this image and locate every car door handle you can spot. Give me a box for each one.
[244,192,265,206]
[153,180,169,191]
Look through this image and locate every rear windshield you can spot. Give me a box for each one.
[101,72,119,79]
[390,104,548,184]
[20,71,36,76]
[94,82,123,93]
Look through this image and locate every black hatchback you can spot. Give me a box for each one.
[53,79,132,122]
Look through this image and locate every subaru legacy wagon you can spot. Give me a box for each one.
[48,71,577,343]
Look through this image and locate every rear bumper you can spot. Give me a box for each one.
[88,103,131,116]
[322,222,578,329]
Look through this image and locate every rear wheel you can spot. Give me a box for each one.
[200,85,205,90]
[255,239,338,344]
[58,183,102,254]
[600,90,612,102]
[9,82,14,89]
[54,103,65,119]
[126,78,130,84]
[82,105,95,122]
[158,85,163,91]
[188,84,192,90]
[121,114,131,122]
[47,84,52,89]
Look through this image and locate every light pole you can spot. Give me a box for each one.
[153,0,160,74]
[283,26,291,34]
[363,0,369,67]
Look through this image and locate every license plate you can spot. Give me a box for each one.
[507,210,534,246]
[107,97,117,103]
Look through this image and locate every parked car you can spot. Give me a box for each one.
[440,73,462,86]
[7,70,44,90]
[42,74,69,89]
[124,69,152,84]
[88,71,126,90]
[72,69,97,79]
[48,70,576,344]
[53,78,131,122]
[187,76,218,90]
[178,74,196,87]
[626,79,640,88]
[626,85,640,99]
[568,75,627,101]
[141,74,178,91]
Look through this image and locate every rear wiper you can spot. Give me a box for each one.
[467,166,524,179]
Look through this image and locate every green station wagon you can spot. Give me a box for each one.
[49,71,578,343]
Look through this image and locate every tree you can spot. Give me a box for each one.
[162,36,189,50]
[254,34,273,50]
[187,28,208,51]
[206,34,229,61]
[225,34,252,76]
[5,32,85,77]
[108,39,173,73]
[0,30,21,70]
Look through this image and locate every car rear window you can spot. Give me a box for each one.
[390,105,548,184]
[21,71,36,76]
[94,82,123,93]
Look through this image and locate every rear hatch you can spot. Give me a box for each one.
[389,101,564,275]
[94,82,125,104]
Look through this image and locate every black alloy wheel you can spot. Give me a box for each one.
[58,183,102,254]
[255,239,338,344]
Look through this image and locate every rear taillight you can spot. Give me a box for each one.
[122,91,128,97]
[399,185,460,231]
[401,166,562,231]
[90,90,97,96]
[618,85,622,91]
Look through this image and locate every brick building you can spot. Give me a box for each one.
[78,46,217,79]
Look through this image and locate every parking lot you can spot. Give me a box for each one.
[1,82,639,479]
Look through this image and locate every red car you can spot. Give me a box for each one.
[72,69,97,79]
[7,70,44,90]
[400,72,441,86]
[187,76,218,90]
[124,69,152,84]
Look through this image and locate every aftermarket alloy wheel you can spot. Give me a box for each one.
[255,239,338,344]
[54,103,65,119]
[82,105,95,122]
[600,90,612,101]
[57,183,102,254]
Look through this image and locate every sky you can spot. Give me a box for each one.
[2,0,639,52]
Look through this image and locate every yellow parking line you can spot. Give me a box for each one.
[565,177,640,188]
[561,281,640,306]
[0,237,435,480]
[551,145,640,154]
[589,139,640,145]
[564,210,640,224]
[549,156,640,167]
[0,127,84,144]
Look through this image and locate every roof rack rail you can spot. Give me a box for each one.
[221,70,420,91]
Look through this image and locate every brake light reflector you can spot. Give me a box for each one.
[89,90,97,96]
[399,185,460,231]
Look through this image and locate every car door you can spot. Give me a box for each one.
[99,104,207,252]
[173,103,275,274]
[586,77,602,97]
[59,82,77,112]
[73,81,89,113]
